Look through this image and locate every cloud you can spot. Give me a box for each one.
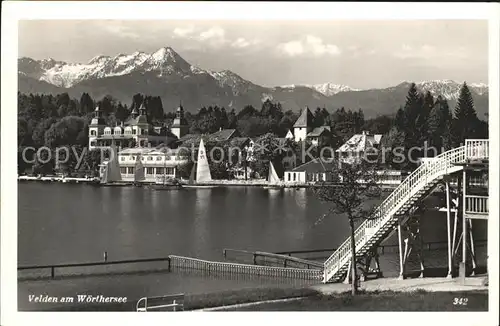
[231,37,260,49]
[198,26,226,45]
[277,35,340,57]
[173,26,195,38]
[98,23,140,39]
[393,44,466,60]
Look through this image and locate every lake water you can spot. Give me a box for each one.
[17,182,487,310]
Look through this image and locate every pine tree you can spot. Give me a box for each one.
[394,106,406,130]
[417,91,434,146]
[453,82,478,146]
[401,83,424,165]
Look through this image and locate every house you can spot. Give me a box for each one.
[89,104,186,151]
[293,107,315,142]
[283,158,336,184]
[228,137,255,179]
[335,130,383,164]
[307,126,332,147]
[292,107,333,145]
[177,128,240,148]
[99,146,190,183]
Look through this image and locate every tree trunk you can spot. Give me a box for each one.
[349,216,357,295]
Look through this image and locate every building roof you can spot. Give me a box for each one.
[229,137,251,147]
[293,107,314,128]
[307,126,331,137]
[210,129,238,142]
[178,129,239,147]
[336,131,383,153]
[124,115,148,126]
[290,158,336,173]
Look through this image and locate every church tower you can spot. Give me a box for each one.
[88,106,105,150]
[171,103,188,139]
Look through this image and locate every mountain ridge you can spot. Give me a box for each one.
[18,47,489,119]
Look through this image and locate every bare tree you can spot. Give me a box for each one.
[313,159,382,295]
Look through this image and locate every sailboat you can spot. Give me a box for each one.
[184,138,218,189]
[133,154,145,187]
[100,143,126,186]
[151,150,183,190]
[263,161,284,190]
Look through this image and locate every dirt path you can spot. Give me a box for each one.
[311,276,488,295]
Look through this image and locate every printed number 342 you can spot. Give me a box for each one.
[453,298,468,305]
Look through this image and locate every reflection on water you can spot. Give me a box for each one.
[18,183,487,306]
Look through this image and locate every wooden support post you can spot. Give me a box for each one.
[343,259,351,284]
[398,217,404,280]
[167,257,171,272]
[252,254,256,265]
[51,266,55,279]
[446,181,453,278]
[468,219,477,275]
[460,169,467,281]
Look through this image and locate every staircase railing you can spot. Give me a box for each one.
[323,145,470,282]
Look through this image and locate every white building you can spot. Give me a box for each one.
[88,104,185,151]
[284,158,336,185]
[99,146,190,183]
[293,107,315,142]
[335,130,383,164]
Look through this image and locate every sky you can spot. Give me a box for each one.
[18,20,489,89]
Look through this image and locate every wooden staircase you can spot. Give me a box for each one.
[322,141,489,283]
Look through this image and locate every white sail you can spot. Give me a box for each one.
[134,155,145,182]
[196,138,212,183]
[102,143,122,183]
[268,161,280,185]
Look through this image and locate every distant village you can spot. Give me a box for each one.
[88,101,401,186]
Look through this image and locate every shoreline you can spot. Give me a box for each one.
[17,176,400,190]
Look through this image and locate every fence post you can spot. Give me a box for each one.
[284,259,287,268]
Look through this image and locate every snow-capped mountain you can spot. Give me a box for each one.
[19,47,203,88]
[279,83,359,96]
[18,47,489,118]
[306,83,360,96]
[411,79,488,100]
[208,69,260,96]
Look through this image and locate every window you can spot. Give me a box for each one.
[165,167,174,175]
[288,173,291,181]
[90,140,97,146]
[148,156,153,161]
[120,167,127,174]
[120,157,125,161]
[156,167,164,175]
[127,167,134,174]
[156,156,162,161]
[293,173,296,181]
[133,129,137,135]
[146,167,154,175]
[90,130,96,136]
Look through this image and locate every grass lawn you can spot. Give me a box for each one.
[38,286,488,311]
[40,286,318,311]
[224,289,489,311]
